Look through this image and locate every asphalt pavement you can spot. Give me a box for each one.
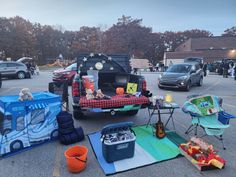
[0,71,236,177]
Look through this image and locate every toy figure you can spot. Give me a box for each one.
[94,89,111,100]
[18,88,33,101]
[96,89,104,99]
[86,89,94,100]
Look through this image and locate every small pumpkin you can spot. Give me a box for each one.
[116,87,124,95]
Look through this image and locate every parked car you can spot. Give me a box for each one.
[16,57,33,64]
[184,57,204,64]
[52,63,77,85]
[214,59,236,75]
[222,58,236,64]
[17,57,36,75]
[158,63,203,91]
[208,61,220,72]
[0,61,31,79]
[72,53,152,119]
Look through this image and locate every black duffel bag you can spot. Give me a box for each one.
[59,127,84,145]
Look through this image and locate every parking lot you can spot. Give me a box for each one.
[0,71,236,177]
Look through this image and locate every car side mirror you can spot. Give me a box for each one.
[190,70,196,74]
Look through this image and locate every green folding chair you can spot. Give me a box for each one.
[182,95,234,149]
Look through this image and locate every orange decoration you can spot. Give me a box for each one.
[116,87,124,95]
[82,76,94,91]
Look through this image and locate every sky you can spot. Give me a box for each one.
[0,0,235,36]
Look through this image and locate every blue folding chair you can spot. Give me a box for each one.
[182,95,236,149]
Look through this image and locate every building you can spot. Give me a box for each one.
[130,58,152,69]
[164,36,236,66]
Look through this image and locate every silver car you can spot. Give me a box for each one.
[158,63,203,91]
[0,61,31,79]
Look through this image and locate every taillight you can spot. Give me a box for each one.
[72,81,79,96]
[142,79,147,91]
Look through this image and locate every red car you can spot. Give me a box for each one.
[52,63,77,85]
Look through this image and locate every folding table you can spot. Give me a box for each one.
[146,102,180,132]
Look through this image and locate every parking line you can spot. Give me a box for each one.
[224,103,236,109]
[0,87,15,94]
[175,119,188,129]
[53,145,62,177]
[204,79,221,92]
[220,95,236,98]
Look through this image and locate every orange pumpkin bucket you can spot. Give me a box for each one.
[116,87,124,95]
[64,145,88,173]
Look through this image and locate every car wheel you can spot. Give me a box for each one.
[197,77,203,86]
[10,140,23,152]
[185,81,191,91]
[17,71,26,79]
[73,110,84,120]
[126,110,139,116]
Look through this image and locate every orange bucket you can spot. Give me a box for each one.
[64,145,88,173]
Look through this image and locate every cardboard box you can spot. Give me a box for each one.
[179,147,220,171]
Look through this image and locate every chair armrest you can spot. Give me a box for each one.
[218,111,236,125]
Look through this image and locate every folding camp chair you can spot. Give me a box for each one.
[48,80,69,111]
[182,94,235,149]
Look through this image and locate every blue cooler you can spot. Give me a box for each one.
[101,122,136,163]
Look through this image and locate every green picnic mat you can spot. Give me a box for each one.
[132,125,186,161]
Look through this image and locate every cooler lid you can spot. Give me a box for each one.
[101,121,134,135]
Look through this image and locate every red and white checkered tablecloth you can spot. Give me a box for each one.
[79,95,149,108]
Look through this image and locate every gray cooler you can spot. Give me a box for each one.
[101,122,136,163]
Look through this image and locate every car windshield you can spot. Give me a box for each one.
[166,65,191,73]
[66,63,77,70]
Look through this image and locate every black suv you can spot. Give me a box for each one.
[158,63,203,91]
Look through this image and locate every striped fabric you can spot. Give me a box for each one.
[79,95,149,108]
[28,103,48,110]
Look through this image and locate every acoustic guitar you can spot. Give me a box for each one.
[156,109,166,139]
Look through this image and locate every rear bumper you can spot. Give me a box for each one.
[72,95,150,113]
[73,104,141,113]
